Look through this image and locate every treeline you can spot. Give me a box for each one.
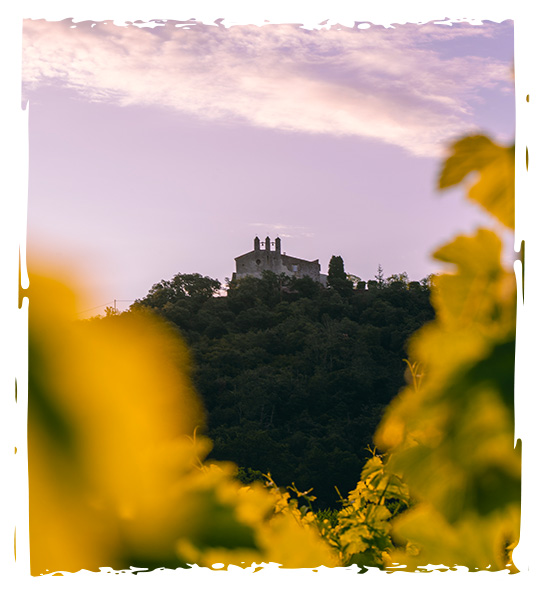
[120,259,435,508]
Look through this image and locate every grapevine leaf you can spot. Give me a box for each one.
[390,503,520,571]
[375,159,518,570]
[433,228,502,277]
[438,135,514,229]
[443,338,516,415]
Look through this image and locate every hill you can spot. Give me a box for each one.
[121,263,434,508]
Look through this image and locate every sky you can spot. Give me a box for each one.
[22,17,516,315]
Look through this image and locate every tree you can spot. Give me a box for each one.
[375,264,385,287]
[386,272,409,291]
[328,255,354,296]
[134,273,221,309]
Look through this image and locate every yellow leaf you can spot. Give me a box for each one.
[389,503,520,571]
[257,513,340,568]
[438,135,514,229]
[433,228,503,278]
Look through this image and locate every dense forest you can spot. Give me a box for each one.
[120,258,434,508]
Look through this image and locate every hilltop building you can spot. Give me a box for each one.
[233,236,327,285]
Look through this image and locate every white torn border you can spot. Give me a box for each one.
[1,1,537,588]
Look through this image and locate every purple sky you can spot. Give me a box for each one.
[22,18,515,315]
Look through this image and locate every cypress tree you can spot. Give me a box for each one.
[328,255,353,296]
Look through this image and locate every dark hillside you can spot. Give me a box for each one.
[130,269,434,508]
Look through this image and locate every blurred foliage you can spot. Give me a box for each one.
[375,134,519,571]
[438,135,514,229]
[27,274,338,574]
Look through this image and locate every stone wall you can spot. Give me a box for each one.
[234,237,322,283]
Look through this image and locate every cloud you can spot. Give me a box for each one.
[22,19,513,157]
[248,223,314,239]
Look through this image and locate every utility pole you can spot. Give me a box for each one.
[113,299,135,314]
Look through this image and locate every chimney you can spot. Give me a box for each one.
[254,236,260,251]
[275,236,281,254]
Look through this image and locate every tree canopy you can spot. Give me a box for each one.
[122,264,434,508]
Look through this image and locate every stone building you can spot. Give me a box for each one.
[233,236,326,284]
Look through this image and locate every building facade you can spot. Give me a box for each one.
[233,236,326,284]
